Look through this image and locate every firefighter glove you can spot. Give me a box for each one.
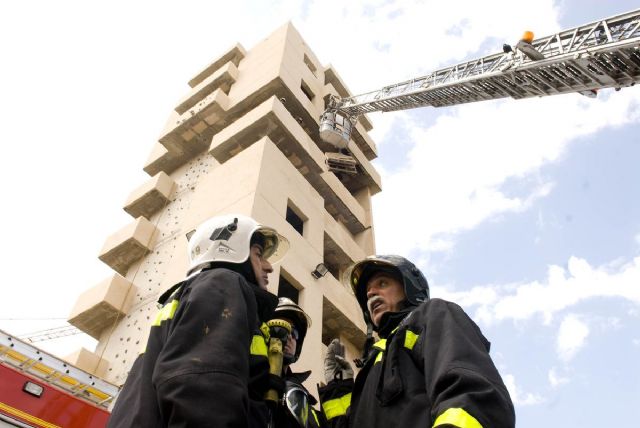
[324,339,354,383]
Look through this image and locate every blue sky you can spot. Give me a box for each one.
[366,3,640,426]
[1,1,638,426]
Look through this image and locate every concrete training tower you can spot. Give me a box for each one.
[66,23,381,391]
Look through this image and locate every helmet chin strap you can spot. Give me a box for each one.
[239,258,258,286]
[206,260,258,286]
[355,311,375,368]
[283,353,296,365]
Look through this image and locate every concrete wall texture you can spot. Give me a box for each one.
[67,23,381,395]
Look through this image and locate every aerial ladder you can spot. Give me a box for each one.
[320,8,640,172]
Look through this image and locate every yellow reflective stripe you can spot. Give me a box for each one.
[322,393,351,420]
[433,408,483,428]
[373,338,386,351]
[373,339,387,364]
[404,330,419,350]
[250,335,268,357]
[311,408,320,426]
[153,299,179,326]
[0,401,61,428]
[260,322,270,341]
[373,338,387,364]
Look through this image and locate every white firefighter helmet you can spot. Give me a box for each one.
[187,214,289,275]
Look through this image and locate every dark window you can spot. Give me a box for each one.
[278,276,299,303]
[303,53,317,77]
[286,205,304,235]
[300,79,315,102]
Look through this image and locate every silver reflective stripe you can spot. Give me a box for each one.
[285,386,309,427]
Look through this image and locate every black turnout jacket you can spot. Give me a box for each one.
[107,268,277,428]
[319,298,515,428]
[275,369,327,428]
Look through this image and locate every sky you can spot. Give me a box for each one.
[1,1,639,426]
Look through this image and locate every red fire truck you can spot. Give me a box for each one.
[0,329,118,427]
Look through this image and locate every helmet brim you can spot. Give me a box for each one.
[258,227,289,264]
[347,257,400,308]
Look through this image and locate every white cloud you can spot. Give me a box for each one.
[373,88,640,257]
[503,374,544,406]
[556,314,589,362]
[603,317,622,330]
[548,367,570,388]
[463,255,640,325]
[632,339,640,347]
[300,0,561,96]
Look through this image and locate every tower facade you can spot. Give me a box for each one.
[67,23,381,391]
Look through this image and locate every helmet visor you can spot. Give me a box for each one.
[346,257,398,300]
[258,227,289,264]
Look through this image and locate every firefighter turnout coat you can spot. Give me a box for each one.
[107,268,277,428]
[275,370,327,428]
[319,298,515,428]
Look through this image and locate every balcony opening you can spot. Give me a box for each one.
[322,296,365,348]
[323,232,353,281]
[278,274,300,303]
[286,201,306,236]
[300,79,315,102]
[304,53,317,77]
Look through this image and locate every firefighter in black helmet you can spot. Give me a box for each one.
[271,297,329,428]
[318,255,516,428]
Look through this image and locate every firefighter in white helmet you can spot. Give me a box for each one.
[108,214,289,428]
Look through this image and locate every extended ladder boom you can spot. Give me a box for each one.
[320,8,640,149]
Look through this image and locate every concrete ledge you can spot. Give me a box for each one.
[176,62,239,114]
[210,96,371,235]
[351,120,378,161]
[159,88,230,156]
[322,279,366,348]
[99,217,157,275]
[142,143,186,176]
[124,172,175,219]
[68,274,136,339]
[210,96,325,175]
[64,348,109,378]
[189,43,246,88]
[324,211,366,266]
[320,171,369,233]
[347,141,381,195]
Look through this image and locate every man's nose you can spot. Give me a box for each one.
[263,260,273,273]
[366,286,378,299]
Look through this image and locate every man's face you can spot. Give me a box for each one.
[249,243,273,290]
[366,271,406,327]
[282,318,298,361]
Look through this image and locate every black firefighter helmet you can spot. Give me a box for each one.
[349,255,430,316]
